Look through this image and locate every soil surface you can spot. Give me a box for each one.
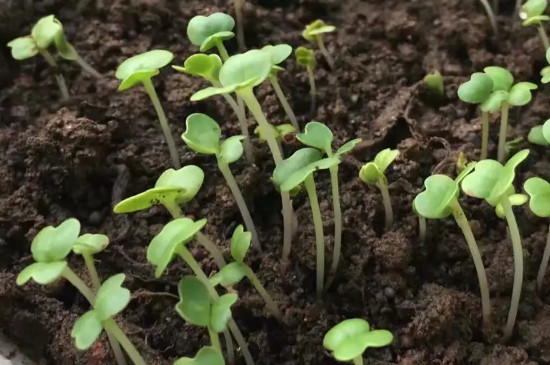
[2,0,550,364]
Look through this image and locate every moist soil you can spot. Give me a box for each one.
[2,0,550,364]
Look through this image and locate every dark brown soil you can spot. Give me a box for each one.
[2,0,550,364]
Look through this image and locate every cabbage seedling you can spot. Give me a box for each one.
[479,0,499,36]
[254,124,295,148]
[263,44,300,131]
[116,50,180,169]
[297,121,361,282]
[273,148,341,296]
[173,53,253,162]
[323,319,393,365]
[295,46,317,115]
[524,177,550,291]
[528,118,550,145]
[113,166,226,268]
[302,19,335,69]
[211,225,282,320]
[520,0,550,50]
[414,165,492,328]
[174,346,225,365]
[423,70,444,95]
[461,149,530,341]
[187,13,235,60]
[182,113,260,249]
[359,149,400,229]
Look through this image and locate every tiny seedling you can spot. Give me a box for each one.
[520,0,550,50]
[413,164,492,328]
[461,149,530,341]
[295,46,317,115]
[254,124,296,148]
[176,276,238,352]
[323,319,393,365]
[297,121,362,281]
[478,0,499,36]
[211,225,282,320]
[187,12,235,60]
[182,113,260,249]
[302,19,336,69]
[423,70,444,95]
[524,177,550,291]
[262,44,300,131]
[116,50,180,169]
[527,118,550,145]
[359,149,400,229]
[273,148,340,296]
[174,346,225,365]
[541,48,550,83]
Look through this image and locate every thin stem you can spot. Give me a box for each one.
[62,267,95,303]
[306,66,317,116]
[40,49,58,68]
[516,0,523,16]
[281,195,294,261]
[538,24,550,50]
[226,320,254,365]
[164,201,183,218]
[223,330,235,365]
[234,0,246,51]
[82,253,101,290]
[316,36,334,69]
[327,165,342,283]
[353,356,364,365]
[142,78,180,169]
[377,177,394,230]
[106,331,128,365]
[492,0,499,13]
[497,102,510,163]
[481,110,490,160]
[245,267,282,320]
[208,328,221,352]
[102,318,147,365]
[450,199,491,329]
[479,0,498,36]
[195,231,227,269]
[218,160,261,249]
[537,222,550,291]
[75,55,102,79]
[268,75,300,131]
[39,50,70,101]
[304,175,325,297]
[419,215,427,244]
[216,42,230,61]
[501,196,524,342]
[221,92,254,162]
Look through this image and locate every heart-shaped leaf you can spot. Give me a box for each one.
[31,218,81,262]
[359,163,381,185]
[262,44,293,65]
[521,0,548,20]
[73,234,109,255]
[484,66,514,91]
[457,72,493,104]
[295,46,316,68]
[210,293,238,333]
[219,136,245,164]
[525,177,550,217]
[413,175,459,219]
[95,274,130,320]
[496,193,528,218]
[508,82,538,106]
[359,149,399,185]
[175,276,211,327]
[335,138,362,156]
[302,19,336,42]
[210,262,248,287]
[183,113,221,155]
[481,90,509,113]
[297,121,333,152]
[528,125,549,145]
[230,225,251,263]
[31,15,62,49]
[7,37,38,60]
[374,149,400,173]
[187,13,235,51]
[16,261,67,286]
[173,54,222,84]
[115,50,174,91]
[71,310,103,350]
[174,346,225,365]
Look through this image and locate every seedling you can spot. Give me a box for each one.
[173,53,253,161]
[174,346,225,365]
[295,46,317,115]
[116,50,180,169]
[263,44,300,131]
[113,166,226,268]
[182,113,260,249]
[187,12,235,60]
[461,149,530,341]
[479,0,499,36]
[211,225,282,320]
[423,70,444,95]
[520,0,550,50]
[359,149,400,229]
[524,177,550,291]
[254,124,295,147]
[297,121,361,281]
[302,19,336,69]
[541,48,550,83]
[273,148,340,296]
[414,164,492,328]
[528,119,550,145]
[323,319,393,365]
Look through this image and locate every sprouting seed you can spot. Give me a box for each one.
[302,19,336,69]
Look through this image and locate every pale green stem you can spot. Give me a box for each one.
[208,328,221,352]
[75,55,102,79]
[268,75,300,131]
[244,266,282,320]
[327,165,342,282]
[220,92,254,162]
[142,78,180,169]
[497,102,510,163]
[164,201,184,219]
[222,330,235,365]
[306,66,317,115]
[39,49,70,101]
[304,175,325,296]
[492,0,499,13]
[501,196,524,342]
[479,0,498,36]
[377,177,393,230]
[537,222,550,291]
[316,36,334,69]
[82,253,101,290]
[62,267,95,303]
[217,160,261,249]
[450,199,491,329]
[102,318,147,365]
[353,357,364,365]
[481,110,489,160]
[195,231,227,269]
[216,42,230,61]
[419,215,426,244]
[538,24,550,50]
[234,0,246,51]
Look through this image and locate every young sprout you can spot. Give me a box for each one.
[113,165,226,268]
[116,50,180,169]
[524,177,550,291]
[187,13,235,60]
[182,113,260,249]
[479,0,499,36]
[302,19,336,69]
[520,0,550,50]
[262,44,300,131]
[423,70,444,95]
[174,346,225,365]
[173,53,253,162]
[295,46,317,115]
[273,148,340,296]
[359,149,400,230]
[414,164,492,328]
[211,225,282,320]
[461,149,530,341]
[528,118,550,145]
[254,123,296,152]
[323,319,393,365]
[297,121,362,282]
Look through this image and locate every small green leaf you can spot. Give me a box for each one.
[481,90,509,113]
[210,262,248,286]
[219,136,245,164]
[484,66,514,91]
[210,293,238,333]
[359,163,381,185]
[521,0,548,20]
[73,234,109,255]
[31,15,62,49]
[94,274,130,320]
[16,261,67,286]
[147,218,207,277]
[413,175,459,219]
[219,50,272,91]
[175,276,211,327]
[262,44,293,65]
[540,66,550,83]
[457,73,494,104]
[54,31,77,61]
[302,19,336,42]
[295,46,316,69]
[297,121,334,152]
[230,225,251,263]
[495,193,528,218]
[187,13,235,51]
[174,346,225,365]
[173,54,222,84]
[522,14,550,26]
[335,138,362,156]
[7,37,38,60]
[525,177,550,217]
[374,148,400,174]
[423,70,444,95]
[455,162,476,183]
[254,124,295,142]
[528,125,549,145]
[31,218,81,262]
[191,86,235,101]
[71,311,103,350]
[183,113,221,155]
[359,148,399,185]
[507,82,537,106]
[115,50,174,91]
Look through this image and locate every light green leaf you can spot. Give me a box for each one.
[521,0,548,20]
[219,136,245,164]
[413,175,459,219]
[297,121,333,152]
[191,85,235,101]
[508,82,538,106]
[174,346,225,365]
[31,218,81,262]
[16,261,67,286]
[423,70,444,95]
[31,15,62,49]
[481,90,509,113]
[71,311,103,350]
[187,13,235,51]
[182,113,221,155]
[483,66,514,91]
[302,20,336,42]
[173,54,222,84]
[523,14,550,25]
[540,66,550,83]
[254,124,295,142]
[54,31,77,61]
[210,293,238,333]
[335,138,362,156]
[542,119,550,143]
[528,125,549,145]
[176,276,211,327]
[7,37,38,60]
[230,225,251,262]
[219,50,272,91]
[73,234,109,255]
[359,163,381,185]
[295,46,316,69]
[495,193,528,218]
[95,274,130,320]
[461,160,504,200]
[524,177,550,217]
[210,262,248,287]
[374,148,400,173]
[457,72,493,104]
[262,44,293,65]
[115,50,174,91]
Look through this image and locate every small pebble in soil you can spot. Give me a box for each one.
[88,210,103,225]
[384,287,396,299]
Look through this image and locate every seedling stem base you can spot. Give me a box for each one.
[103,318,148,365]
[75,55,102,79]
[39,50,70,101]
[208,328,222,352]
[326,165,342,287]
[269,75,300,132]
[481,110,489,160]
[307,66,317,116]
[536,222,550,291]
[245,267,283,320]
[419,215,426,244]
[316,36,334,69]
[304,175,325,297]
[377,177,393,230]
[353,356,364,365]
[497,102,510,163]
[537,24,550,51]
